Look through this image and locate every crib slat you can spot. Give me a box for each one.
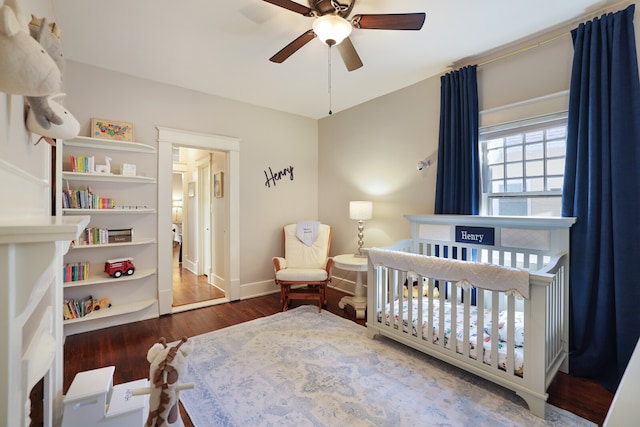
[426,279,434,344]
[383,267,390,330]
[547,278,555,364]
[450,284,457,354]
[438,282,446,349]
[405,273,412,337]
[463,287,471,358]
[417,276,424,340]
[506,294,515,375]
[491,292,500,370]
[395,271,400,330]
[476,290,485,363]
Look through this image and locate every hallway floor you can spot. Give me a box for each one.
[172,244,224,306]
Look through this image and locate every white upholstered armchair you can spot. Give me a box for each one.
[273,223,333,312]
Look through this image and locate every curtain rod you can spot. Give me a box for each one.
[477,32,569,67]
[448,0,635,72]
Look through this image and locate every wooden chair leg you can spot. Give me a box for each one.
[322,284,327,306]
[282,285,289,312]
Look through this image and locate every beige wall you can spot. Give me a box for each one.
[318,76,441,257]
[62,61,319,288]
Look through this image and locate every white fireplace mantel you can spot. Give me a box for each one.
[0,215,89,427]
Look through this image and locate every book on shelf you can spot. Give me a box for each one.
[74,227,108,246]
[62,184,116,209]
[69,155,95,173]
[72,227,133,246]
[63,261,89,282]
[63,296,112,320]
[63,295,94,320]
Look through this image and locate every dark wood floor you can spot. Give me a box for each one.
[63,288,614,426]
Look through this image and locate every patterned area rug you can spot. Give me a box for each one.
[180,306,594,426]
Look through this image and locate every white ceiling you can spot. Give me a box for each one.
[51,0,610,119]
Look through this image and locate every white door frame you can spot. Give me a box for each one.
[157,127,240,314]
[196,155,212,278]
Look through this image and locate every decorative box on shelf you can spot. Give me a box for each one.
[107,228,132,243]
[121,163,136,176]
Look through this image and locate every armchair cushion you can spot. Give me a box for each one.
[275,267,329,283]
[283,223,330,269]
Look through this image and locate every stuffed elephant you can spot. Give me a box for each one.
[25,16,64,130]
[0,4,61,96]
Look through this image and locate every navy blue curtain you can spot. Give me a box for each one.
[562,4,640,391]
[435,65,480,215]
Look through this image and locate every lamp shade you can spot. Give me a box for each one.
[312,14,352,46]
[349,201,373,220]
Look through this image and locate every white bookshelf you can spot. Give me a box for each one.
[63,136,156,153]
[63,268,156,288]
[62,171,156,183]
[57,136,159,336]
[62,208,156,215]
[70,238,156,249]
[62,299,156,325]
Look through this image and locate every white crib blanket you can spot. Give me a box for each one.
[378,298,525,375]
[370,248,530,298]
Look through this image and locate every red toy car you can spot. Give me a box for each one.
[104,257,135,278]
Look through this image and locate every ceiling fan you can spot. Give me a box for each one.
[264,0,426,71]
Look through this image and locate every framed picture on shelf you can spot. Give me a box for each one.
[91,118,134,141]
[121,163,137,176]
[214,172,223,198]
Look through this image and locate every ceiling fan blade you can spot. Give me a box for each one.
[262,0,313,16]
[352,13,426,30]
[269,30,316,63]
[337,37,363,72]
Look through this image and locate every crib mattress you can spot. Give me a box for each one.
[378,298,524,375]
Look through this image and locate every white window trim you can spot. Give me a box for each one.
[479,110,568,217]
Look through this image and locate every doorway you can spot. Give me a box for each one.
[171,151,225,307]
[157,127,240,315]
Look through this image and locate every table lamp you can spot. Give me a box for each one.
[349,201,373,257]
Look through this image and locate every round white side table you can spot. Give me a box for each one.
[333,253,368,319]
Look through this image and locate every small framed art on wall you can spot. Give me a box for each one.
[214,172,223,198]
[91,118,134,141]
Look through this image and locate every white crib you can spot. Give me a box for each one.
[366,214,576,418]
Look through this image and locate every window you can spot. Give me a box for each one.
[480,113,567,217]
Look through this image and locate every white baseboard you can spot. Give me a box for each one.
[240,279,279,299]
[209,272,224,289]
[184,259,197,274]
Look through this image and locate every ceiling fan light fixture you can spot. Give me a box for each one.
[312,14,352,46]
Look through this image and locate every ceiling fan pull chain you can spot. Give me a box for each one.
[328,44,333,115]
